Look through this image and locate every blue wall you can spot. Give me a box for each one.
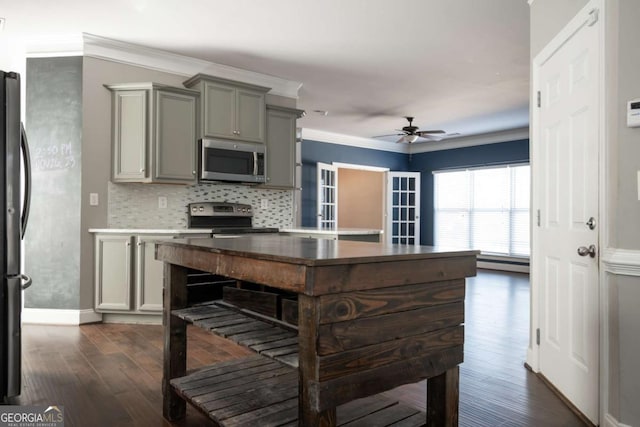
[300,138,530,243]
[409,139,530,245]
[301,140,408,226]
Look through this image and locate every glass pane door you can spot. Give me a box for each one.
[317,163,337,229]
[387,172,420,245]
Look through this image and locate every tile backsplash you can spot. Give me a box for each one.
[108,182,294,229]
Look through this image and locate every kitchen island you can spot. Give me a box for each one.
[157,235,477,426]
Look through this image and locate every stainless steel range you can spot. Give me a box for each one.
[187,202,279,235]
[185,202,279,305]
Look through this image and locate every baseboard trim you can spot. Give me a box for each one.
[22,308,102,325]
[536,372,597,427]
[603,413,632,427]
[101,313,162,325]
[477,261,530,274]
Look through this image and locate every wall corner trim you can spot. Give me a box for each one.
[22,308,102,325]
[601,248,640,276]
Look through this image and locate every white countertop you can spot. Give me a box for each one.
[88,228,212,234]
[280,227,382,236]
[90,227,382,236]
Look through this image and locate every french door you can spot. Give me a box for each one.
[317,162,337,229]
[386,172,420,245]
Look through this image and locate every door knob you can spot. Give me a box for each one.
[577,244,597,258]
[586,217,596,230]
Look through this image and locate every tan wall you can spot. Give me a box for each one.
[337,169,384,229]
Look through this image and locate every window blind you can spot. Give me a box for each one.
[433,164,530,257]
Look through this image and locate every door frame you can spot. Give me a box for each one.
[316,162,391,233]
[529,0,608,423]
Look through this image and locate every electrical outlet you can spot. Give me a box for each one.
[89,193,99,206]
[158,196,168,209]
[260,199,269,209]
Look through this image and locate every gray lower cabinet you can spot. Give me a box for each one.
[265,105,305,188]
[106,83,199,184]
[94,234,173,314]
[184,74,269,143]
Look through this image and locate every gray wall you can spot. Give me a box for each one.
[80,57,189,310]
[530,1,640,425]
[610,2,640,425]
[25,57,83,309]
[529,0,589,58]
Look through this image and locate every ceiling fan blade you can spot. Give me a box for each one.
[417,130,446,135]
[417,134,444,142]
[373,133,404,138]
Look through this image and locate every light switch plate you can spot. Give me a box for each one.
[89,193,99,206]
[158,196,168,209]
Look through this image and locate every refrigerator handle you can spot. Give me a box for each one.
[20,123,32,239]
[19,274,32,290]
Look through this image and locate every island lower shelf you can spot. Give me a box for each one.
[173,301,299,367]
[171,353,426,427]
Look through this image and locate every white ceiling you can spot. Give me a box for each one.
[1,0,531,144]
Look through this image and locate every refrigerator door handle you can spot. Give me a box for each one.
[19,273,32,290]
[20,123,32,239]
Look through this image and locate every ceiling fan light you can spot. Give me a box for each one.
[405,134,419,143]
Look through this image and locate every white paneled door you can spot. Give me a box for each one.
[533,6,600,424]
[387,172,420,245]
[317,162,337,229]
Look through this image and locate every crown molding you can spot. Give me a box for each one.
[24,33,301,98]
[82,34,302,98]
[301,128,407,154]
[408,126,530,154]
[24,34,84,57]
[302,126,530,154]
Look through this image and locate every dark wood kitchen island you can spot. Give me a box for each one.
[157,235,478,426]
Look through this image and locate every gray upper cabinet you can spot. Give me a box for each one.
[106,83,199,184]
[264,105,305,188]
[184,74,269,144]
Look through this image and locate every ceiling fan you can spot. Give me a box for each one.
[375,116,448,143]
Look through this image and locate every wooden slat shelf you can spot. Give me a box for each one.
[171,353,426,427]
[172,302,300,368]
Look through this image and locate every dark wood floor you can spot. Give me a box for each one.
[9,270,586,426]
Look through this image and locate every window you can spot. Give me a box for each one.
[434,164,530,257]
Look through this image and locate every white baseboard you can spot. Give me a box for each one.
[101,313,162,325]
[477,261,530,274]
[22,308,102,325]
[603,413,632,427]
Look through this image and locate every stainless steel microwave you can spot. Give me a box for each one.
[198,138,265,183]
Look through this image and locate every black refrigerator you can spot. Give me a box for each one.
[0,70,32,402]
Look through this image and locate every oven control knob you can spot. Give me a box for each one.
[191,207,197,212]
[199,206,204,212]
